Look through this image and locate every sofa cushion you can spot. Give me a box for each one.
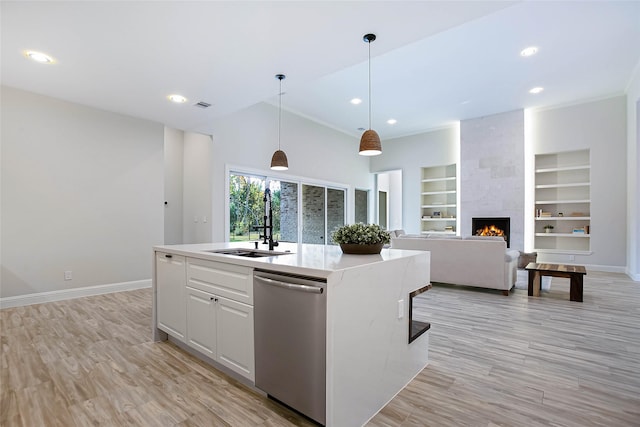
[398,234,424,238]
[518,251,537,268]
[463,235,505,241]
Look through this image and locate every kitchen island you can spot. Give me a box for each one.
[152,242,430,427]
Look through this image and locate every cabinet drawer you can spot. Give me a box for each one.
[187,258,253,305]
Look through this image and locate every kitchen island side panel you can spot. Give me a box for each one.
[326,251,430,426]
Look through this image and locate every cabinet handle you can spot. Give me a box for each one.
[210,297,218,302]
[165,254,173,258]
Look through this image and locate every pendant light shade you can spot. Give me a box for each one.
[270,74,289,171]
[359,130,382,156]
[359,33,382,156]
[270,149,288,171]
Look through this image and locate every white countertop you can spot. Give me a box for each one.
[153,241,425,278]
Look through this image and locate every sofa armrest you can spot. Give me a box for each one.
[505,249,520,263]
[504,249,520,287]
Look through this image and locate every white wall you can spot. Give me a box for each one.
[370,126,459,235]
[164,127,184,244]
[532,96,627,269]
[1,86,164,298]
[626,65,640,280]
[182,102,373,243]
[183,132,214,244]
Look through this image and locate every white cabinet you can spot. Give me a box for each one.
[216,296,254,380]
[420,164,457,235]
[185,286,255,381]
[186,287,217,357]
[156,252,186,341]
[186,259,254,380]
[534,149,591,254]
[186,258,253,305]
[155,252,255,381]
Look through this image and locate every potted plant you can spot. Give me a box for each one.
[543,225,554,233]
[331,223,391,254]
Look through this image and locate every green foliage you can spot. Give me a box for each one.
[229,174,281,240]
[331,223,390,245]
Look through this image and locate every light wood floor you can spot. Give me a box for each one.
[2,271,639,426]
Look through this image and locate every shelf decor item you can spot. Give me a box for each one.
[544,225,554,233]
[332,223,390,254]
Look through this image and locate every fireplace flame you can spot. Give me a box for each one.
[476,225,505,237]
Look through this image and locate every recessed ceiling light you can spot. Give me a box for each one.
[168,94,187,103]
[520,46,539,57]
[529,87,544,94]
[387,119,397,125]
[24,50,54,64]
[350,98,362,105]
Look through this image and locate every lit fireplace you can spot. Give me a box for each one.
[472,217,510,247]
[477,224,505,237]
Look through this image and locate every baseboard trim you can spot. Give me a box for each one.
[0,279,152,309]
[584,264,627,274]
[626,270,640,282]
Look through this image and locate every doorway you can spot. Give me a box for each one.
[378,191,387,229]
[376,170,402,231]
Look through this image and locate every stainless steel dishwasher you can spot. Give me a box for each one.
[253,270,327,425]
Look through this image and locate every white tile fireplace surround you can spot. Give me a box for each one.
[460,110,525,251]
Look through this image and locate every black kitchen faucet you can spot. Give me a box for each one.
[253,188,278,250]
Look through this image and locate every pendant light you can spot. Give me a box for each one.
[359,33,382,156]
[270,74,289,171]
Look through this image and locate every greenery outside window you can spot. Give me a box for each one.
[229,171,346,245]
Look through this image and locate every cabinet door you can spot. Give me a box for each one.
[186,287,217,359]
[216,296,255,381]
[156,252,186,341]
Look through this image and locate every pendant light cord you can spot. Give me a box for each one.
[368,38,372,130]
[278,78,282,150]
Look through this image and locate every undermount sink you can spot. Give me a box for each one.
[205,248,292,258]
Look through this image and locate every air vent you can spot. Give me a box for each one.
[194,101,211,108]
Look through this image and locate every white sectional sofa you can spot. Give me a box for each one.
[391,234,520,295]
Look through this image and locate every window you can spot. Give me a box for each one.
[229,173,266,242]
[229,171,346,245]
[355,189,369,224]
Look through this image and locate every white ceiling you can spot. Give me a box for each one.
[2,1,639,141]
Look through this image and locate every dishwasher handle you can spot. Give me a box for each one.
[255,275,324,294]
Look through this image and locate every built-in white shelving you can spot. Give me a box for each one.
[534,149,591,253]
[420,164,457,235]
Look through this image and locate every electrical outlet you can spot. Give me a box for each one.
[397,299,404,319]
[64,271,72,280]
[569,255,575,261]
